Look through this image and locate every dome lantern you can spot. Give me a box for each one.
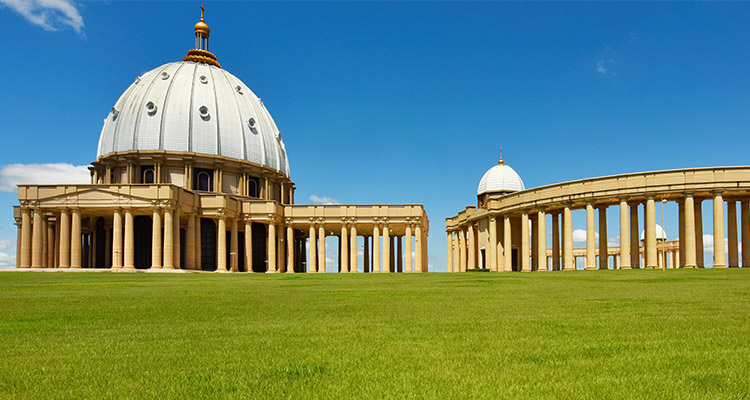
[183,5,221,68]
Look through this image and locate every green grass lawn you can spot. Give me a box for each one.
[0,269,748,399]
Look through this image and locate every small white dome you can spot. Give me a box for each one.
[97,61,290,177]
[477,162,525,196]
[641,224,667,241]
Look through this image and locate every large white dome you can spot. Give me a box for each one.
[96,61,290,177]
[477,162,525,196]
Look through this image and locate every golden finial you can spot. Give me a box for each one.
[194,4,210,37]
[498,146,504,165]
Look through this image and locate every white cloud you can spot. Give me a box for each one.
[309,195,339,205]
[0,163,90,192]
[607,236,620,247]
[701,234,740,255]
[572,229,599,243]
[0,251,15,268]
[0,0,84,33]
[0,239,13,250]
[595,60,617,77]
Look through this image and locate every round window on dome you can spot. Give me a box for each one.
[146,101,157,115]
[199,106,210,120]
[160,72,170,80]
[111,107,119,121]
[247,117,256,129]
[199,75,208,84]
[235,85,243,94]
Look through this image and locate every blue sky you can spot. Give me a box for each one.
[1,1,749,269]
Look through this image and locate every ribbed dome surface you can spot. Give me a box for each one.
[641,224,668,240]
[97,61,290,177]
[477,163,525,195]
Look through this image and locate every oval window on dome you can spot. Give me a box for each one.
[199,75,208,84]
[146,101,157,116]
[235,85,243,95]
[160,72,170,80]
[199,106,210,120]
[111,107,119,121]
[247,118,256,129]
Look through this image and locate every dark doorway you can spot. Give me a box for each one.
[251,222,267,272]
[179,228,186,268]
[480,249,486,269]
[134,216,152,269]
[200,218,216,271]
[95,217,106,268]
[512,248,519,272]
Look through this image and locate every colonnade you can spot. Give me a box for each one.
[447,193,750,271]
[16,207,429,273]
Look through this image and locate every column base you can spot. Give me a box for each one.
[162,265,175,270]
[121,266,136,271]
[713,264,727,268]
[285,270,295,274]
[266,270,278,273]
[584,266,596,271]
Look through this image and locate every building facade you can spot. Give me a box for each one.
[13,10,429,273]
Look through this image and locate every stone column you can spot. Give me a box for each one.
[695,199,704,267]
[46,219,55,268]
[112,209,123,268]
[186,215,196,270]
[645,197,657,269]
[163,208,174,269]
[267,222,277,273]
[563,205,574,271]
[371,225,380,273]
[458,229,466,272]
[230,218,239,272]
[406,225,414,273]
[308,225,316,273]
[630,203,640,269]
[350,225,358,273]
[338,225,348,273]
[489,217,498,272]
[619,198,631,269]
[20,208,32,268]
[551,213,560,271]
[446,231,453,273]
[678,201,686,268]
[537,209,547,271]
[713,192,726,268]
[521,211,530,272]
[585,202,596,270]
[174,210,181,269]
[277,225,284,272]
[382,225,390,273]
[41,216,49,267]
[317,225,325,273]
[244,219,253,272]
[467,224,475,270]
[123,209,134,270]
[742,201,750,267]
[151,208,162,269]
[415,224,423,273]
[54,218,60,267]
[286,225,295,273]
[71,209,82,268]
[453,229,460,272]
[598,206,608,270]
[727,200,739,267]
[390,236,396,272]
[504,215,512,271]
[31,209,43,268]
[59,210,71,268]
[530,215,538,269]
[684,193,697,268]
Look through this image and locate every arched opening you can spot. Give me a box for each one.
[141,166,155,184]
[200,218,216,271]
[133,216,152,269]
[247,176,259,198]
[194,168,213,192]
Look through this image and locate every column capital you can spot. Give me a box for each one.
[713,190,724,196]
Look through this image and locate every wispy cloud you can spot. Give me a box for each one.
[0,252,16,268]
[595,59,617,77]
[572,229,599,243]
[309,195,340,205]
[0,163,90,192]
[0,0,84,33]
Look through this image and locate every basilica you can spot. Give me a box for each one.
[13,10,429,273]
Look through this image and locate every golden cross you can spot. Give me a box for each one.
[200,4,205,20]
